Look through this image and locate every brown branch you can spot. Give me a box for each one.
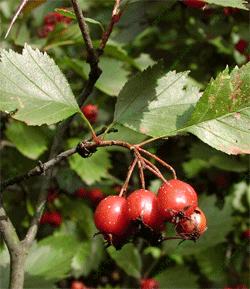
[0,195,26,288]
[0,127,112,192]
[70,0,99,66]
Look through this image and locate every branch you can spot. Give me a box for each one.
[99,0,129,51]
[0,195,26,288]
[70,0,99,66]
[0,127,112,192]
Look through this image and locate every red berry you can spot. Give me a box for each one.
[223,287,233,289]
[40,212,50,224]
[44,12,59,25]
[231,7,239,13]
[48,212,62,227]
[241,229,250,242]
[175,207,207,239]
[126,189,164,230]
[94,195,129,235]
[88,189,104,204]
[40,24,55,38]
[234,285,248,289]
[183,0,207,8]
[235,40,248,54]
[113,185,121,192]
[47,186,58,202]
[76,187,88,198]
[223,7,232,17]
[71,280,87,289]
[157,179,198,221]
[140,278,159,289]
[81,104,98,123]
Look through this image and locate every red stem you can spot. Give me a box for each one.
[138,147,177,179]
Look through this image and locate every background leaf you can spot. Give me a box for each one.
[107,243,142,278]
[5,120,48,159]
[66,138,112,185]
[0,44,80,125]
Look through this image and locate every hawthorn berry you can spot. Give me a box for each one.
[234,285,248,289]
[76,187,88,198]
[88,188,104,204]
[44,12,60,25]
[157,179,198,221]
[40,24,55,38]
[49,212,63,227]
[235,40,248,54]
[175,207,207,239]
[94,195,129,235]
[47,186,58,202]
[183,0,207,8]
[241,229,250,242]
[126,189,164,230]
[140,278,159,289]
[81,104,98,124]
[40,212,50,224]
[70,280,87,289]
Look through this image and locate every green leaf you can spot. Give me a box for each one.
[55,8,76,19]
[186,63,250,154]
[0,43,80,125]
[114,61,200,136]
[206,0,248,10]
[73,235,106,277]
[187,142,249,172]
[5,120,48,159]
[25,236,78,281]
[162,195,234,256]
[232,181,250,213]
[66,138,112,185]
[155,265,199,288]
[67,57,130,96]
[194,243,228,285]
[107,243,142,278]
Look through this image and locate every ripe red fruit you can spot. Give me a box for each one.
[47,186,58,202]
[126,189,164,230]
[183,0,207,8]
[76,187,88,198]
[81,104,98,123]
[241,229,250,242]
[40,212,50,224]
[40,24,55,38]
[157,179,198,221]
[140,278,159,289]
[234,285,248,289]
[94,195,129,235]
[235,40,248,54]
[49,212,63,227]
[175,207,207,239]
[88,189,104,204]
[70,280,87,289]
[44,12,59,25]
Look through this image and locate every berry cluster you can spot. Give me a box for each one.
[94,179,207,249]
[40,211,62,227]
[40,8,72,38]
[76,187,104,205]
